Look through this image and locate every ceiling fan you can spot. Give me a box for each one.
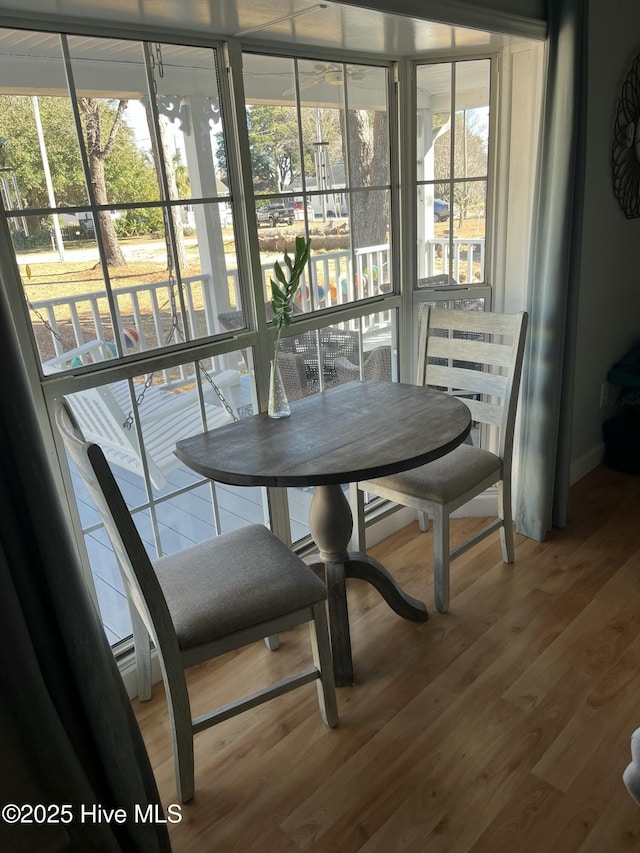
[283,63,366,96]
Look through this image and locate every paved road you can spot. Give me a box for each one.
[15,238,175,266]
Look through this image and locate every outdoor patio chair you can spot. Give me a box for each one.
[55,398,338,803]
[282,325,358,389]
[218,303,307,400]
[334,345,393,384]
[351,308,528,613]
[217,306,360,398]
[44,340,241,489]
[276,350,314,400]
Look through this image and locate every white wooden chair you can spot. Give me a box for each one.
[44,341,241,489]
[351,307,528,613]
[55,398,338,803]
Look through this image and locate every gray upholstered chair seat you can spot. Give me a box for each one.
[367,445,502,506]
[154,525,327,650]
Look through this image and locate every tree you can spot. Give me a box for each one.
[142,103,189,271]
[217,102,387,246]
[0,95,87,209]
[247,105,300,191]
[216,105,344,194]
[78,97,130,266]
[214,105,299,191]
[0,95,160,259]
[434,110,488,226]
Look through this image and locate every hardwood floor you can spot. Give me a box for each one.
[132,465,640,852]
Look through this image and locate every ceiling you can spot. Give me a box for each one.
[0,0,536,58]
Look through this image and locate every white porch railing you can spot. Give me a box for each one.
[249,245,391,333]
[31,273,216,385]
[31,239,484,367]
[32,273,211,354]
[425,237,485,284]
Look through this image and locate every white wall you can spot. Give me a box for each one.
[570,1,640,477]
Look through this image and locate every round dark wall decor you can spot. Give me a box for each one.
[612,53,640,218]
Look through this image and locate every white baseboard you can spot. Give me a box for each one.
[570,443,604,485]
[366,490,499,547]
[451,490,498,518]
[119,648,162,700]
[365,506,416,547]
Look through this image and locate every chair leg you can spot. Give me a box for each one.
[432,504,450,613]
[498,478,515,563]
[163,670,195,803]
[418,511,430,532]
[130,604,152,702]
[310,602,338,728]
[349,482,366,552]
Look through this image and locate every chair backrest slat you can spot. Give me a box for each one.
[425,335,514,368]
[428,307,519,337]
[426,364,509,399]
[461,396,504,427]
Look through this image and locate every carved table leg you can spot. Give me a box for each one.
[306,483,428,687]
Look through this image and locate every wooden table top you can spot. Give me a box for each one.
[175,380,472,489]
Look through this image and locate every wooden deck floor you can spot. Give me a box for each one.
[132,464,640,852]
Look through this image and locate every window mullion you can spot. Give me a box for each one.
[222,40,270,355]
[222,39,293,545]
[449,62,457,281]
[60,33,124,359]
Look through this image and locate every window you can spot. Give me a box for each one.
[14,37,242,365]
[242,52,393,316]
[416,59,491,287]
[1,30,254,647]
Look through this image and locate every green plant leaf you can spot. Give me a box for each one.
[270,236,311,336]
[273,261,287,285]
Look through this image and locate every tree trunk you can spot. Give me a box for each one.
[347,110,389,248]
[79,97,127,268]
[90,152,126,267]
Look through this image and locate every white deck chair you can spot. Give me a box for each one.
[55,398,338,802]
[352,308,528,613]
[43,341,241,489]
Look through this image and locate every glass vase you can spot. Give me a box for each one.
[268,359,290,418]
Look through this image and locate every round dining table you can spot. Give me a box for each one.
[175,380,471,686]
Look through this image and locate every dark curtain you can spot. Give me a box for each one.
[0,224,171,851]
[515,0,588,540]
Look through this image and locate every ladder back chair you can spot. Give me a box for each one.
[55,398,337,803]
[352,307,528,613]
